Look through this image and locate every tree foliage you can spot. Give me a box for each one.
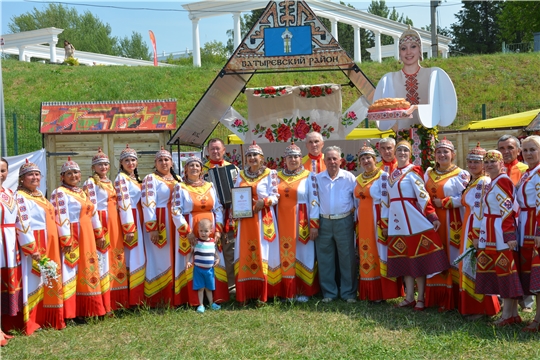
[116,32,151,60]
[8,3,150,59]
[498,1,540,44]
[450,1,503,54]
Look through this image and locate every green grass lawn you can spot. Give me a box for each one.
[3,297,539,359]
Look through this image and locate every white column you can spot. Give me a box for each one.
[373,30,381,63]
[49,40,58,63]
[331,18,338,42]
[18,46,27,62]
[442,49,448,58]
[191,16,201,67]
[393,36,400,60]
[427,44,432,59]
[233,12,242,49]
[353,25,361,63]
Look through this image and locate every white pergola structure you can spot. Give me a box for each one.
[1,27,63,63]
[183,0,451,67]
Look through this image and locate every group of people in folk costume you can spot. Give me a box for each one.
[2,129,540,345]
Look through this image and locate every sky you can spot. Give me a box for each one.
[1,0,464,55]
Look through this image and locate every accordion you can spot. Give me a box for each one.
[206,164,238,208]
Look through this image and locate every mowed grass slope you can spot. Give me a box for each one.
[3,51,540,130]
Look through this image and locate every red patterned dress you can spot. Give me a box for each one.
[476,174,523,298]
[381,164,449,278]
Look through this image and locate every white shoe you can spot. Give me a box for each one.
[346,298,357,304]
[322,297,334,303]
[295,295,309,303]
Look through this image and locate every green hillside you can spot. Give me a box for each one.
[2,52,540,154]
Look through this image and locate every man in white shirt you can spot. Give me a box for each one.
[315,146,358,303]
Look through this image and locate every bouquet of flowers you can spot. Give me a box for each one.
[38,257,60,288]
[452,246,477,275]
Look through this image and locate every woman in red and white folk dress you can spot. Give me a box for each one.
[1,159,23,343]
[517,136,540,332]
[424,138,469,311]
[0,158,39,338]
[114,145,145,306]
[457,144,500,318]
[381,141,449,311]
[476,150,523,326]
[83,149,128,311]
[233,142,280,303]
[172,156,227,306]
[276,143,320,302]
[11,161,65,334]
[355,143,402,303]
[141,147,181,307]
[51,158,106,319]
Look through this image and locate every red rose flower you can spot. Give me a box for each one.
[264,86,276,95]
[346,162,356,171]
[310,86,322,97]
[311,122,321,133]
[294,119,310,140]
[325,87,333,95]
[265,128,275,142]
[254,90,261,95]
[340,159,346,168]
[300,91,307,97]
[276,124,292,142]
[280,89,287,94]
[234,119,243,126]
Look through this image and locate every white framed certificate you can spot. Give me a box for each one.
[231,186,253,218]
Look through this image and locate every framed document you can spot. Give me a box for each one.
[231,186,253,218]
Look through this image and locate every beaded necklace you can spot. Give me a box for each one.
[244,166,266,180]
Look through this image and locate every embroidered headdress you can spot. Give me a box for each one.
[19,159,40,177]
[155,146,172,161]
[184,156,203,169]
[358,142,376,158]
[245,141,264,156]
[435,137,455,152]
[91,148,110,166]
[120,144,138,161]
[61,156,80,173]
[399,25,423,60]
[284,142,302,157]
[484,150,503,162]
[467,143,486,161]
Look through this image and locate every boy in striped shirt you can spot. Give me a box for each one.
[187,218,221,313]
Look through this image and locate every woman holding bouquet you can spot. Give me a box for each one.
[0,158,35,346]
[10,160,66,334]
[84,149,128,311]
[516,136,540,332]
[476,150,523,326]
[457,144,500,318]
[51,157,106,319]
[380,140,449,311]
